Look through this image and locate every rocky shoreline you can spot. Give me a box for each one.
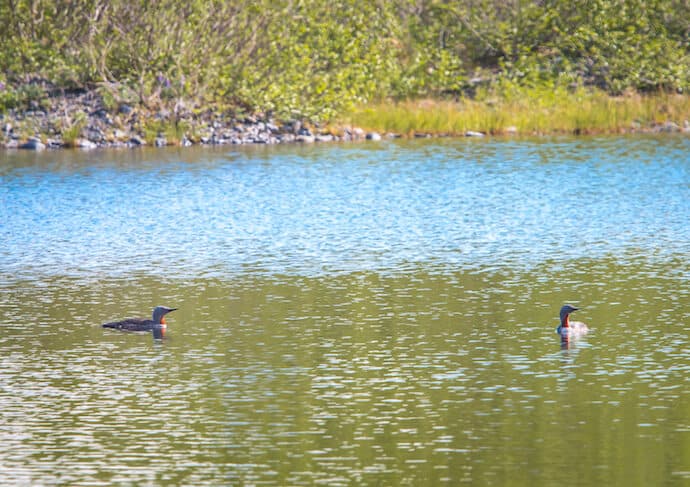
[2,87,689,151]
[0,87,384,151]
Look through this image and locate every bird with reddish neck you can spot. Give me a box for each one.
[102,306,177,339]
[556,304,589,338]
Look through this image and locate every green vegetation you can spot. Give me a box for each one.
[1,0,689,130]
[347,87,690,135]
[59,111,87,147]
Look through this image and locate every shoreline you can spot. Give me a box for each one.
[2,89,689,151]
[0,89,372,151]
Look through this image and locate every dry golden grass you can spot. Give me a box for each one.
[341,88,690,136]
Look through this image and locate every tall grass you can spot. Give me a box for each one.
[343,88,690,136]
[60,112,87,147]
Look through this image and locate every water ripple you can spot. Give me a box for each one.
[1,137,689,280]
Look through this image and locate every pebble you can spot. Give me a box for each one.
[656,121,680,133]
[118,104,133,115]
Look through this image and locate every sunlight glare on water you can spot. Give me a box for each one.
[0,136,688,486]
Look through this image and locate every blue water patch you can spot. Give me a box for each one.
[1,136,689,279]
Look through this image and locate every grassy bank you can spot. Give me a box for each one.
[2,84,689,149]
[344,88,690,136]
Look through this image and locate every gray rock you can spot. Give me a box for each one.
[315,134,334,142]
[119,104,133,115]
[155,137,167,147]
[86,127,105,142]
[657,121,680,133]
[296,134,315,143]
[91,108,108,118]
[465,130,485,137]
[352,127,365,138]
[366,132,382,141]
[277,133,295,143]
[47,138,64,149]
[19,137,46,150]
[77,138,98,149]
[129,136,145,146]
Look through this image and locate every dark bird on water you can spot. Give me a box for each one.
[556,304,589,338]
[102,306,177,339]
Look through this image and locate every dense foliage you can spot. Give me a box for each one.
[1,0,689,121]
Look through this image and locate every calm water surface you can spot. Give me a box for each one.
[1,136,688,485]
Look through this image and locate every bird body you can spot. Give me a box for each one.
[556,304,588,338]
[102,306,177,338]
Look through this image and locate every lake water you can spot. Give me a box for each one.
[1,136,688,485]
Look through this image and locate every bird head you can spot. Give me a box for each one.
[152,306,177,324]
[559,304,579,321]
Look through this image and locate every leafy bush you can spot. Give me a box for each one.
[0,0,688,121]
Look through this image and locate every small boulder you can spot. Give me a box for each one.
[47,139,64,149]
[352,127,365,139]
[296,134,315,143]
[77,138,98,149]
[19,137,46,150]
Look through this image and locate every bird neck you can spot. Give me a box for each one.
[160,316,166,325]
[560,314,570,328]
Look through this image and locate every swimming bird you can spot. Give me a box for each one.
[556,304,589,338]
[102,306,177,339]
